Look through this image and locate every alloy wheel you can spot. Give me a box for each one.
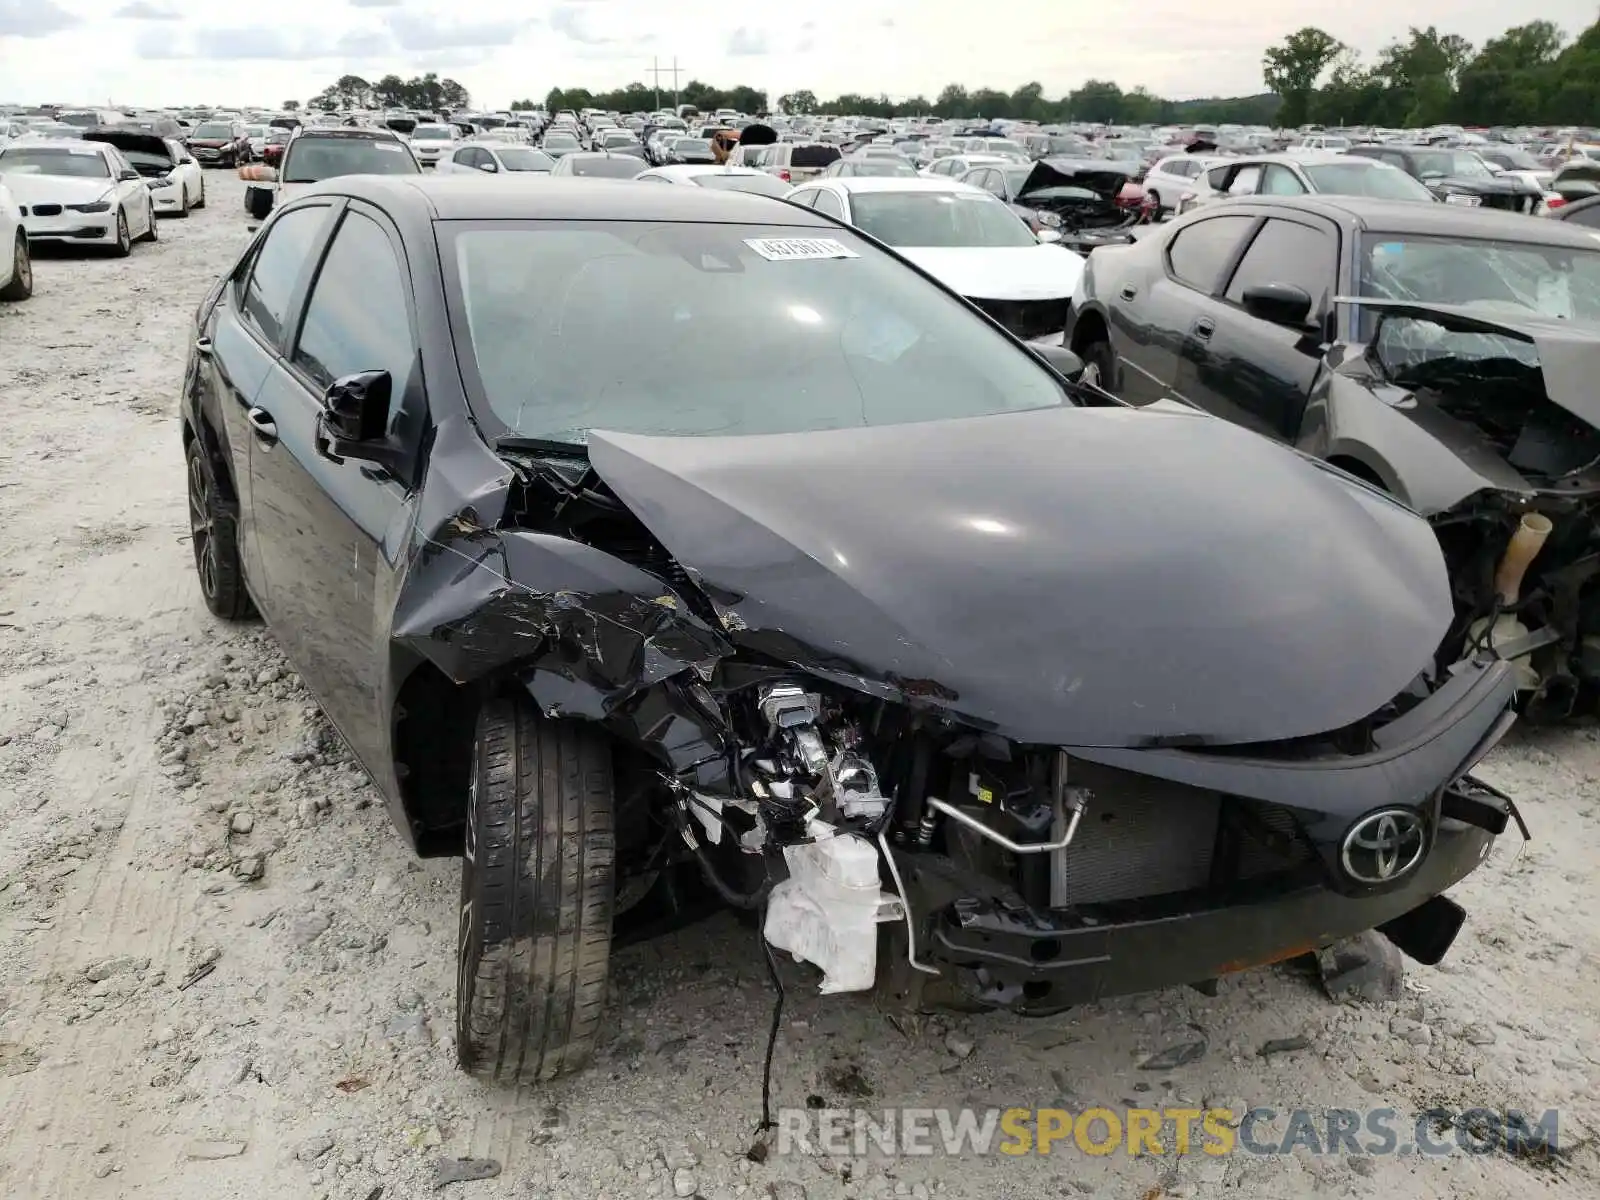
[188,451,217,599]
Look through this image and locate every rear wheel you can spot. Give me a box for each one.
[0,234,30,302]
[457,697,615,1086]
[1147,189,1164,218]
[186,437,252,619]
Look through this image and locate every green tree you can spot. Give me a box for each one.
[933,83,969,117]
[1068,79,1125,123]
[778,89,818,115]
[282,99,300,112]
[1010,81,1045,121]
[1262,27,1345,129]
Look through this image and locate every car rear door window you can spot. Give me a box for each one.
[1166,214,1256,293]
[1227,165,1262,195]
[292,211,415,408]
[1261,165,1306,195]
[811,190,845,220]
[240,206,329,346]
[1223,218,1336,312]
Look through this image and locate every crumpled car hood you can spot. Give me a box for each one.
[1018,157,1138,202]
[587,405,1452,748]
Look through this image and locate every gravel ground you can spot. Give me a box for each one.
[0,171,1597,1200]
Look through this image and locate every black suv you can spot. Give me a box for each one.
[242,127,419,221]
[1345,144,1542,213]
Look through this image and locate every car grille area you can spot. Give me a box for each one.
[29,204,62,217]
[969,296,1070,341]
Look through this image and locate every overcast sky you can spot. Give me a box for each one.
[3,0,1597,109]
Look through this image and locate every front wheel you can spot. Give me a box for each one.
[186,437,252,619]
[1078,335,1118,393]
[1146,189,1163,218]
[0,234,30,302]
[141,201,158,242]
[110,210,131,257]
[457,697,615,1086]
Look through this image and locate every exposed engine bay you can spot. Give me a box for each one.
[1363,302,1600,719]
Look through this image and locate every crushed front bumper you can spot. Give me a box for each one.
[905,658,1522,1014]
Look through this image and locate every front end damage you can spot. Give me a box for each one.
[391,409,1525,1016]
[1335,298,1600,719]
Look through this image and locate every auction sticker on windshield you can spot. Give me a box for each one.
[745,237,860,261]
[373,142,403,152]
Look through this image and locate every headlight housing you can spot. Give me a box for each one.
[67,200,112,213]
[147,175,175,189]
[1032,210,1062,230]
[1442,191,1482,207]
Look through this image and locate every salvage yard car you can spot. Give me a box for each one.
[181,176,1523,1086]
[240,126,419,222]
[0,178,30,301]
[82,128,205,216]
[0,139,157,256]
[1066,193,1600,715]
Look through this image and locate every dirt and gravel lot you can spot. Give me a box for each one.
[0,170,1597,1200]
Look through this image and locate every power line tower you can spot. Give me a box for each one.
[648,57,684,111]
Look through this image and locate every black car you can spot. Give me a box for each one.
[180,177,1520,1086]
[186,119,251,167]
[960,157,1144,249]
[1345,145,1542,214]
[1065,193,1600,715]
[1550,192,1600,231]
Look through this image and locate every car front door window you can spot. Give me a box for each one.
[1261,165,1307,195]
[292,210,417,424]
[1223,218,1335,314]
[1166,215,1256,293]
[812,190,845,220]
[1228,165,1262,196]
[240,205,329,345]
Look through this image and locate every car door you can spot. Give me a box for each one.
[1173,214,1339,440]
[203,202,337,593]
[1110,212,1256,406]
[247,200,425,769]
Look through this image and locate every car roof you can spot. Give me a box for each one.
[1222,195,1600,247]
[1219,151,1352,167]
[799,176,993,196]
[641,164,768,180]
[293,126,404,142]
[295,174,836,225]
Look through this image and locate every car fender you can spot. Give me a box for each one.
[1295,370,1534,514]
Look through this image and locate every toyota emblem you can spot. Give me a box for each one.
[1340,809,1426,884]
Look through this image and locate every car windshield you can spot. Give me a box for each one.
[842,160,917,177]
[56,112,101,128]
[0,146,109,177]
[497,148,553,172]
[413,126,452,140]
[544,132,579,148]
[445,220,1068,444]
[1358,235,1600,345]
[193,123,233,139]
[282,137,419,182]
[1490,148,1542,171]
[1411,150,1492,179]
[244,125,267,137]
[674,139,714,154]
[565,156,642,177]
[1303,162,1436,201]
[850,191,1038,248]
[691,172,793,196]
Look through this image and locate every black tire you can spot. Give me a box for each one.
[1146,189,1163,218]
[457,697,615,1086]
[1080,335,1118,393]
[185,437,252,619]
[177,186,190,217]
[194,183,206,209]
[110,210,131,257]
[0,234,30,302]
[141,201,158,242]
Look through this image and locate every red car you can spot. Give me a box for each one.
[261,128,292,166]
[185,120,251,167]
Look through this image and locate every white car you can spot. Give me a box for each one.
[920,152,1010,181]
[1141,154,1224,218]
[243,124,271,159]
[436,142,555,175]
[634,164,794,196]
[0,180,31,300]
[83,128,205,216]
[785,176,1083,344]
[0,139,156,256]
[408,123,458,166]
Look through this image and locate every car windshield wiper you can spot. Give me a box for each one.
[494,434,590,459]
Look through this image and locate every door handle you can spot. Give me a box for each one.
[1193,319,1215,341]
[194,336,213,358]
[1120,284,1138,301]
[246,407,278,443]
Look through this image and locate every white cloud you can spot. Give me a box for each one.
[6,0,1600,110]
[115,1,182,18]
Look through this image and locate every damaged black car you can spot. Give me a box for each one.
[1066,194,1600,716]
[181,177,1523,1087]
[959,157,1150,253]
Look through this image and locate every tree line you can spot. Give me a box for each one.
[304,18,1599,130]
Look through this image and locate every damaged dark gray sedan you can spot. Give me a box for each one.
[180,176,1523,1087]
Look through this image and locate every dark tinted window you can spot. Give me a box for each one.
[240,206,328,344]
[1224,219,1336,311]
[282,136,418,182]
[1166,214,1255,292]
[792,144,842,168]
[293,212,414,407]
[812,190,845,219]
[1565,203,1600,229]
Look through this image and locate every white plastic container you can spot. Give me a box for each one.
[764,824,896,994]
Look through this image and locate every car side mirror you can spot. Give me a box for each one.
[1240,282,1313,328]
[1031,343,1085,382]
[477,160,498,172]
[119,168,140,181]
[316,370,408,473]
